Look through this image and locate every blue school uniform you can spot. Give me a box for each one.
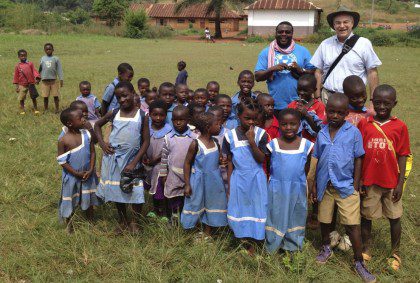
[224,113,239,130]
[165,103,176,127]
[224,127,268,240]
[57,129,100,219]
[97,109,145,204]
[181,139,227,229]
[265,138,314,252]
[231,91,257,116]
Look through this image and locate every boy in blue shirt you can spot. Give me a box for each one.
[309,93,376,283]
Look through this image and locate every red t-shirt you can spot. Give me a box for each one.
[358,116,411,189]
[346,108,375,127]
[264,115,280,140]
[13,61,40,86]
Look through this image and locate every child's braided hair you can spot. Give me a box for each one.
[195,112,215,134]
[237,97,260,116]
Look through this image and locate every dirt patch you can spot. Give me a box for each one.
[20,29,47,35]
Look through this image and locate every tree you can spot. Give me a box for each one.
[93,0,127,26]
[175,0,239,39]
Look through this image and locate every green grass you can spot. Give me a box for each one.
[0,34,419,282]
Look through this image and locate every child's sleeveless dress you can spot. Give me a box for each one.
[181,139,227,229]
[57,129,100,219]
[265,138,313,252]
[97,109,145,204]
[213,126,228,188]
[145,123,172,197]
[225,127,268,240]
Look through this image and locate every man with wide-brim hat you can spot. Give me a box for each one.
[310,6,381,104]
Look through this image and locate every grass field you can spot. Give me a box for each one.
[0,34,419,282]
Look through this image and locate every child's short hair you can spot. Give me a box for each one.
[194,88,208,97]
[238,70,254,81]
[343,75,365,95]
[137,77,150,86]
[70,100,87,110]
[60,108,76,126]
[278,108,300,121]
[17,49,27,55]
[195,112,215,134]
[298,74,317,89]
[149,99,168,114]
[158,82,175,94]
[173,105,189,117]
[115,81,135,93]
[44,43,53,49]
[237,98,260,115]
[79,80,91,88]
[257,93,272,103]
[206,81,220,88]
[327,93,349,107]
[176,83,188,91]
[373,84,397,99]
[177,60,186,69]
[188,102,206,116]
[117,63,133,74]
[207,105,223,115]
[214,94,232,104]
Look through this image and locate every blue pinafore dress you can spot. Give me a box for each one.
[181,139,227,229]
[226,127,268,240]
[57,129,100,219]
[97,109,145,204]
[265,138,314,252]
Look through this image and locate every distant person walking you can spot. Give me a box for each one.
[310,6,382,104]
[204,27,215,43]
[175,60,188,86]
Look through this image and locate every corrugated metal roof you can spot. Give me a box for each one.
[244,0,321,10]
[130,3,241,19]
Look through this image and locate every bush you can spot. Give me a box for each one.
[93,0,127,26]
[67,8,91,25]
[124,9,148,38]
[370,33,394,46]
[141,26,173,39]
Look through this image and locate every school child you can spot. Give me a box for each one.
[358,85,410,271]
[13,49,40,114]
[206,81,220,106]
[76,81,101,126]
[159,82,176,126]
[231,70,257,115]
[101,63,134,116]
[143,100,172,220]
[257,93,280,140]
[59,101,97,143]
[137,77,151,100]
[140,90,158,114]
[288,74,324,143]
[57,107,100,233]
[187,89,195,104]
[215,94,238,130]
[95,81,150,234]
[181,112,228,234]
[265,109,313,253]
[193,88,209,109]
[39,43,63,113]
[208,106,228,188]
[160,105,198,225]
[309,93,376,283]
[188,102,206,135]
[343,75,374,126]
[223,99,269,254]
[175,60,188,86]
[175,83,189,106]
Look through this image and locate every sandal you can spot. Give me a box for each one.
[362,252,372,261]
[388,254,401,271]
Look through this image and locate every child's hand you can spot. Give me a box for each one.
[36,77,40,84]
[219,156,228,167]
[123,162,136,173]
[100,142,115,155]
[309,184,317,203]
[392,184,403,203]
[296,103,309,116]
[74,171,87,179]
[82,170,92,181]
[184,184,192,197]
[245,125,255,143]
[15,86,19,93]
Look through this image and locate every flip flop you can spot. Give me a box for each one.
[388,254,401,271]
[20,111,26,115]
[34,110,40,115]
[362,252,372,261]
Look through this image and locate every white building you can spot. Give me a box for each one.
[245,0,322,37]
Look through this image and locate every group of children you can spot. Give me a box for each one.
[56,60,410,283]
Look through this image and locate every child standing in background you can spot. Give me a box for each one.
[159,82,177,126]
[265,109,313,253]
[343,75,374,126]
[175,83,189,106]
[95,82,150,234]
[188,103,206,135]
[181,112,227,234]
[137,78,151,100]
[160,106,198,225]
[206,81,220,106]
[39,43,63,113]
[144,100,172,220]
[57,108,100,233]
[175,61,188,86]
[257,93,280,140]
[76,81,101,126]
[13,49,40,114]
[140,90,158,114]
[223,99,269,255]
[232,70,257,115]
[215,94,238,130]
[193,88,209,109]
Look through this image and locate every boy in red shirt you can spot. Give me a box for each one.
[13,49,40,114]
[288,74,325,143]
[343,75,375,126]
[358,85,410,271]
